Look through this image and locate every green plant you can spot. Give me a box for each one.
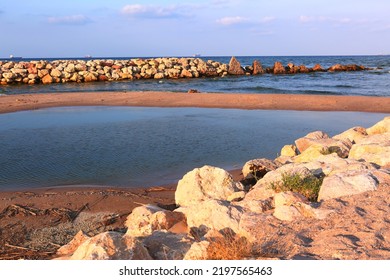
[269,172,323,202]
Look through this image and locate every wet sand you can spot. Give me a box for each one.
[1,91,389,114]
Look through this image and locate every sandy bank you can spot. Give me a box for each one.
[1,91,389,114]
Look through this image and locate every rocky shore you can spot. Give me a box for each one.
[44,116,388,260]
[0,56,368,85]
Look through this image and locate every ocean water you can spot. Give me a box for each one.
[1,55,390,97]
[0,106,387,190]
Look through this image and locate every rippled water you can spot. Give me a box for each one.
[0,107,387,190]
[1,56,390,96]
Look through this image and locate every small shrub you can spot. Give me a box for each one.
[269,172,323,202]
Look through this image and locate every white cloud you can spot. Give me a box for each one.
[260,16,276,23]
[47,15,91,25]
[299,15,352,24]
[216,16,249,25]
[121,4,185,18]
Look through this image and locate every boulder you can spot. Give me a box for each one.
[366,116,390,135]
[298,65,310,73]
[328,64,347,72]
[244,164,313,201]
[180,69,193,78]
[273,61,286,74]
[227,191,246,202]
[317,170,379,201]
[228,56,245,75]
[69,232,152,260]
[175,165,243,207]
[84,72,97,82]
[252,60,265,75]
[242,158,279,180]
[143,231,194,260]
[183,241,210,260]
[125,204,186,237]
[295,131,352,158]
[273,205,302,221]
[41,74,53,84]
[349,143,390,167]
[293,145,328,163]
[274,191,309,208]
[313,64,325,71]
[273,203,333,221]
[253,164,313,186]
[50,68,62,78]
[333,126,368,143]
[176,199,243,233]
[56,230,89,257]
[233,197,274,214]
[295,131,330,152]
[280,145,298,157]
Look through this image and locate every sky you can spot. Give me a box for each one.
[1,0,390,58]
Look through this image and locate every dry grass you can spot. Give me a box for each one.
[205,230,292,260]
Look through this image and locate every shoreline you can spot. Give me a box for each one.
[1,91,390,114]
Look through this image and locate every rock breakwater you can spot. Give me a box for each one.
[0,56,368,85]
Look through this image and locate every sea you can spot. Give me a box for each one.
[0,55,389,190]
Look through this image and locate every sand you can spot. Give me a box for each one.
[1,91,389,114]
[0,91,389,260]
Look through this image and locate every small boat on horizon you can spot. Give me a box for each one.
[9,54,23,60]
[193,54,201,57]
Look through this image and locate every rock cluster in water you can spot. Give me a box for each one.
[54,116,389,260]
[0,56,368,85]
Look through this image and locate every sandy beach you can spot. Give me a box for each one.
[1,91,390,114]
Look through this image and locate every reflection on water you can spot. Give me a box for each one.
[0,107,387,190]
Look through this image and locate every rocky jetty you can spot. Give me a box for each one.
[54,116,390,260]
[0,56,368,85]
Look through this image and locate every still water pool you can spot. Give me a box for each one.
[0,106,387,190]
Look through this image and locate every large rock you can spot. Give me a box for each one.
[176,199,243,233]
[293,144,331,163]
[55,230,89,258]
[295,131,352,158]
[228,56,245,75]
[143,231,194,260]
[366,117,390,135]
[312,64,325,72]
[273,203,333,221]
[252,60,265,75]
[333,126,368,143]
[244,164,313,201]
[41,74,53,84]
[183,241,210,260]
[317,170,379,201]
[349,143,390,167]
[272,191,333,221]
[69,232,152,260]
[242,158,279,180]
[280,145,298,157]
[125,205,186,237]
[273,61,286,74]
[175,165,243,207]
[295,131,329,152]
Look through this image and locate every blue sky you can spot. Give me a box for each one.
[1,0,390,58]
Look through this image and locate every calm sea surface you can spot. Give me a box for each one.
[1,55,390,97]
[0,107,387,190]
